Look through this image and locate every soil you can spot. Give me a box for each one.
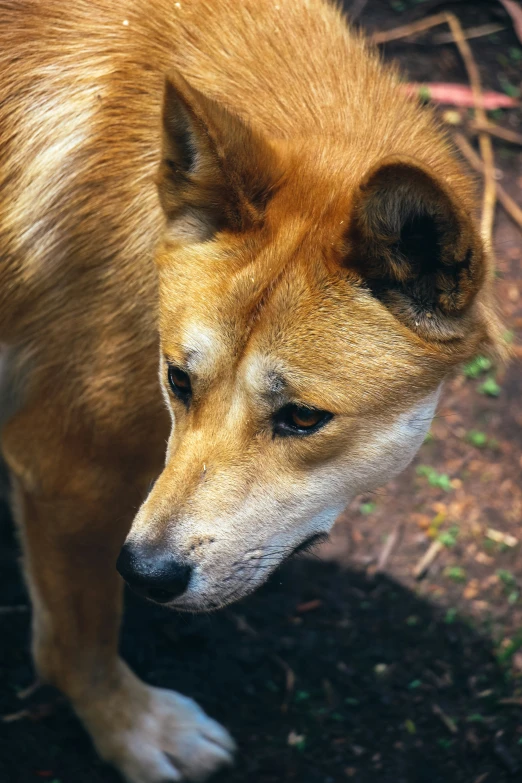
[1,1,521,782]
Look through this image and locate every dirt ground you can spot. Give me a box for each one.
[1,1,522,782]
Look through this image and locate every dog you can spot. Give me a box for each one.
[0,0,503,780]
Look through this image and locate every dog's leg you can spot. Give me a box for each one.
[3,417,235,783]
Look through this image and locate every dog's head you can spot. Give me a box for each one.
[117,74,500,610]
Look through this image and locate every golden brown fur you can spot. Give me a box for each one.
[0,1,501,780]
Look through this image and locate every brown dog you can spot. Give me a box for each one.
[0,1,502,780]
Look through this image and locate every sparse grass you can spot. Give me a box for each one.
[416,465,453,491]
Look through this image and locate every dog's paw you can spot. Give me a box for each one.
[77,665,235,782]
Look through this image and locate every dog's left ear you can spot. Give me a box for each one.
[158,71,280,238]
[347,155,486,341]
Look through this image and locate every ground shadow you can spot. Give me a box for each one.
[0,500,520,783]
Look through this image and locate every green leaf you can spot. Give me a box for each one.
[466,430,488,448]
[416,465,453,491]
[498,74,521,98]
[438,528,459,548]
[445,608,458,624]
[463,355,492,378]
[360,501,377,515]
[497,569,516,588]
[478,376,501,397]
[444,566,466,583]
[405,719,416,734]
[497,630,522,665]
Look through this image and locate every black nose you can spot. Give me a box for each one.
[116,542,192,604]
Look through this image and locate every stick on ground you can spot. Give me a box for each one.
[373,13,497,250]
[454,132,522,231]
[413,539,444,580]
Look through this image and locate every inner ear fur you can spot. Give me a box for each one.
[158,71,280,236]
[347,155,487,342]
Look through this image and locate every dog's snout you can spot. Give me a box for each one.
[116,542,192,604]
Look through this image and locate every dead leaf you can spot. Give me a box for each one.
[402,83,519,109]
[296,599,323,613]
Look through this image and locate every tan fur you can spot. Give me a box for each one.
[0,1,501,780]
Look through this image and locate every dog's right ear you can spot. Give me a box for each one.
[157,72,280,240]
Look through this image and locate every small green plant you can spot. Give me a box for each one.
[445,608,458,624]
[438,526,460,548]
[466,430,488,448]
[466,713,485,723]
[416,465,453,491]
[463,355,492,379]
[359,501,376,515]
[498,74,520,99]
[478,376,501,397]
[418,84,431,102]
[444,566,466,583]
[497,630,522,666]
[497,569,516,589]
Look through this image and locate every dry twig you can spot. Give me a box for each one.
[432,703,458,734]
[444,14,496,246]
[349,0,368,22]
[17,679,42,701]
[413,539,443,580]
[470,120,522,147]
[372,13,449,45]
[499,0,522,44]
[434,23,506,44]
[454,132,522,231]
[373,13,497,249]
[271,654,295,712]
[375,522,403,574]
[498,697,522,706]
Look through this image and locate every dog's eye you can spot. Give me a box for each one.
[273,403,333,437]
[167,365,192,404]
